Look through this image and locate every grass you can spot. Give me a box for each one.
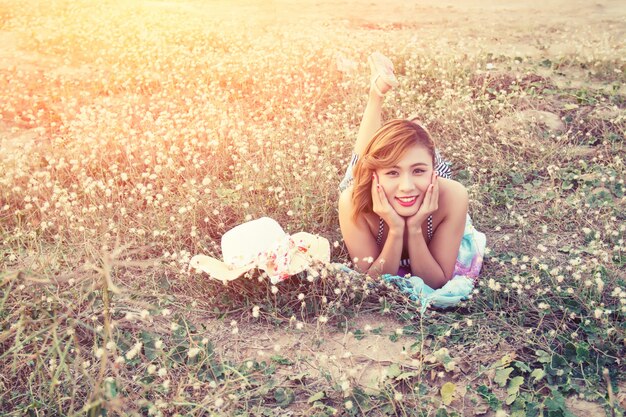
[0,0,625,416]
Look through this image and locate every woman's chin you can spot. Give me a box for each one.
[395,205,419,217]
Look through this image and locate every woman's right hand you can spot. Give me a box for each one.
[371,173,405,234]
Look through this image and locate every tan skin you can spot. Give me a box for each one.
[338,54,468,289]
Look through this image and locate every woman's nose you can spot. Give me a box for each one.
[398,174,415,192]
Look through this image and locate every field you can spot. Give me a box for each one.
[0,0,625,415]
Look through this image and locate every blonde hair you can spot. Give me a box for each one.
[351,119,436,221]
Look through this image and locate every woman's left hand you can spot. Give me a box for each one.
[406,171,439,233]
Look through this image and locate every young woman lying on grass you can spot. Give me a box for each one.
[339,52,483,290]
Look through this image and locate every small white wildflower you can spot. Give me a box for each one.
[188,347,201,358]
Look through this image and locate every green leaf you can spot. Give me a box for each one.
[477,385,501,410]
[494,367,514,387]
[435,407,449,417]
[535,350,551,363]
[510,172,525,185]
[441,382,456,406]
[544,390,565,412]
[540,59,552,68]
[396,371,419,381]
[274,387,295,407]
[576,344,590,363]
[507,376,524,395]
[271,355,293,365]
[353,329,365,340]
[530,368,545,382]
[386,363,402,378]
[307,391,326,403]
[506,376,524,404]
[513,361,531,373]
[104,379,117,399]
[140,331,157,361]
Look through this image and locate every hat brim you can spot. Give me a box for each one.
[189,255,251,282]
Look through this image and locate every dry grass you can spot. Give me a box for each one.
[1,0,625,415]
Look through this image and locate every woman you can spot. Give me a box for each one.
[338,52,480,290]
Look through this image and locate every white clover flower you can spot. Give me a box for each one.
[125,342,142,360]
[188,347,201,358]
[345,400,353,410]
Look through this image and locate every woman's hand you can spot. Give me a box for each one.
[407,171,439,233]
[371,173,405,234]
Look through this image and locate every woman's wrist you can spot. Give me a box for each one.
[387,227,404,238]
[407,224,423,236]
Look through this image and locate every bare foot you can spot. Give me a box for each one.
[368,52,398,97]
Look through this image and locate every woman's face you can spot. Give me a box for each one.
[375,144,434,217]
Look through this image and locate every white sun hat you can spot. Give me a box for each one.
[189,217,330,284]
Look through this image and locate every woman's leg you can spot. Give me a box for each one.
[352,53,397,156]
[339,53,397,192]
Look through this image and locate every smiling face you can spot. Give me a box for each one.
[375,143,434,217]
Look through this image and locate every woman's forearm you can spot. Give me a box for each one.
[365,229,403,277]
[407,229,447,288]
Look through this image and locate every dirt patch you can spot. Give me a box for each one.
[565,396,606,417]
[213,312,423,393]
[494,110,565,134]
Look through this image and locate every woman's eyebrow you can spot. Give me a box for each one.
[391,162,429,169]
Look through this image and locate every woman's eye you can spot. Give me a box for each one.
[413,169,425,174]
[385,170,398,176]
